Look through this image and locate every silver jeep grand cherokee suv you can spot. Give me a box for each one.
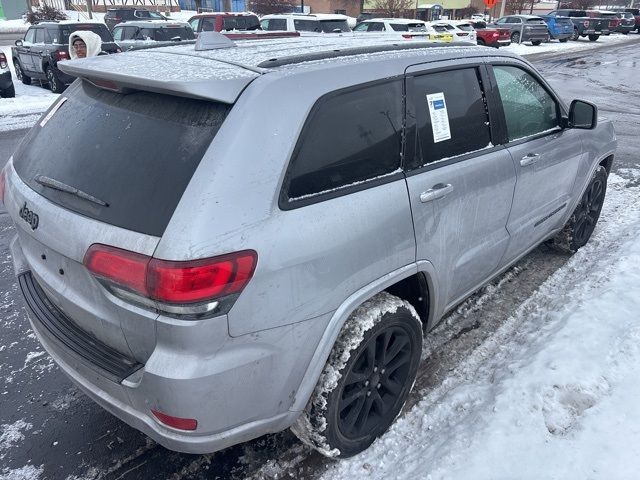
[1,34,616,458]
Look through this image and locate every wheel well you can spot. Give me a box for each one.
[599,155,614,175]
[385,273,430,327]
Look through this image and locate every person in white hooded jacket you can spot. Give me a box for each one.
[68,30,104,59]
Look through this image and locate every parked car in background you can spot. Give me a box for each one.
[104,7,167,31]
[431,20,477,43]
[0,51,15,98]
[542,15,573,42]
[586,10,616,35]
[469,20,511,47]
[11,22,119,93]
[353,18,453,42]
[260,13,350,33]
[491,15,549,45]
[2,34,615,461]
[614,12,635,34]
[546,10,607,41]
[113,21,195,50]
[623,8,640,32]
[188,12,260,36]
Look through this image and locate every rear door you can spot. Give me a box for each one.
[404,61,517,308]
[30,28,48,75]
[487,62,583,265]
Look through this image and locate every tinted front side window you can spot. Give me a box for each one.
[318,20,349,32]
[285,81,403,201]
[13,81,231,237]
[156,27,195,40]
[493,65,559,141]
[262,18,287,30]
[294,19,320,32]
[411,68,491,168]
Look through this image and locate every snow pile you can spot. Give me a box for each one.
[320,172,640,480]
[0,420,32,460]
[0,465,44,480]
[0,19,29,34]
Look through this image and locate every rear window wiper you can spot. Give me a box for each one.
[35,176,109,207]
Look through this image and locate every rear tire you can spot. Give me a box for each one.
[531,40,542,45]
[477,38,486,46]
[547,166,607,253]
[291,292,423,458]
[0,83,15,98]
[559,37,568,43]
[46,65,65,94]
[588,34,600,41]
[511,31,520,43]
[570,28,579,41]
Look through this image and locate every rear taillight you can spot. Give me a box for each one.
[0,169,6,206]
[83,244,257,317]
[0,53,7,69]
[54,51,70,61]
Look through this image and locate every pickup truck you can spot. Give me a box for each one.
[546,9,609,41]
[624,8,640,32]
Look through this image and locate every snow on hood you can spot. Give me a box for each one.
[68,30,102,59]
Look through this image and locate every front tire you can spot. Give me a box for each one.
[292,292,423,458]
[547,166,607,253]
[14,60,31,85]
[570,28,579,41]
[588,34,600,41]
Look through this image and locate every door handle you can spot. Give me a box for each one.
[420,183,454,203]
[520,153,540,167]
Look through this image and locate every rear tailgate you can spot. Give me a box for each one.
[5,70,234,370]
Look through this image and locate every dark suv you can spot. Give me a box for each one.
[11,22,119,93]
[104,8,168,31]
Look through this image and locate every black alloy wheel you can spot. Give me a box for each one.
[337,325,415,440]
[572,169,606,248]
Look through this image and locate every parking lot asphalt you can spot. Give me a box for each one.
[1,42,640,480]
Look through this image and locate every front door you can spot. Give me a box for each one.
[404,62,517,309]
[488,63,583,264]
[18,28,36,73]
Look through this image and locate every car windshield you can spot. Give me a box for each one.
[222,15,260,30]
[156,26,195,40]
[61,24,113,43]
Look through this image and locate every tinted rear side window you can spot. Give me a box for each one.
[409,68,491,169]
[318,20,350,32]
[284,81,403,202]
[14,81,230,237]
[222,16,260,30]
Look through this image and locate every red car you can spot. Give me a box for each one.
[188,12,260,36]
[465,21,511,48]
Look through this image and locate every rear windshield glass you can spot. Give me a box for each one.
[13,81,230,237]
[222,15,260,30]
[61,24,113,43]
[457,24,474,31]
[155,26,195,40]
[318,20,350,32]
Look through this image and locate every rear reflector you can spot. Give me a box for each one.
[151,410,197,430]
[84,244,257,307]
[55,51,70,61]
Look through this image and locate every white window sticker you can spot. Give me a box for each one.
[426,92,451,143]
[40,97,68,128]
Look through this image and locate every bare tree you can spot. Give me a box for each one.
[372,0,414,17]
[247,0,293,15]
[505,0,529,14]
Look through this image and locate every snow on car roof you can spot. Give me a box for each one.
[58,34,518,103]
[365,18,427,24]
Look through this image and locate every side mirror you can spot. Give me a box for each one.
[568,99,597,129]
[15,39,23,46]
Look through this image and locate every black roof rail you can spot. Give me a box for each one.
[257,41,474,68]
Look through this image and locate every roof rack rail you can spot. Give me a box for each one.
[257,41,473,68]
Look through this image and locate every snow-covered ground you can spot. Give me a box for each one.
[317,171,640,479]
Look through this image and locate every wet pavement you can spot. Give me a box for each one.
[1,41,640,480]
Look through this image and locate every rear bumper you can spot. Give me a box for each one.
[11,232,320,454]
[616,25,635,33]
